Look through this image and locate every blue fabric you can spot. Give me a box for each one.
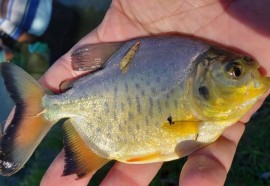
[0,0,52,39]
[22,0,39,30]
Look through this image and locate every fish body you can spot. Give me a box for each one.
[44,37,209,162]
[0,36,269,177]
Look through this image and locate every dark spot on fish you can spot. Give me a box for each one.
[96,128,101,133]
[128,112,134,121]
[136,96,141,114]
[107,124,112,131]
[141,90,145,97]
[121,102,125,112]
[198,86,209,100]
[104,101,109,114]
[125,83,129,93]
[97,116,102,123]
[157,99,162,113]
[195,133,199,140]
[165,100,170,108]
[114,85,118,96]
[127,95,132,107]
[113,112,117,120]
[146,81,150,86]
[135,83,140,89]
[151,87,156,94]
[167,116,174,125]
[156,77,161,83]
[145,116,149,126]
[118,124,123,131]
[166,93,170,99]
[93,102,97,112]
[136,124,140,130]
[174,99,179,109]
[128,126,132,133]
[124,120,127,125]
[149,97,154,117]
[155,121,159,127]
[113,101,117,109]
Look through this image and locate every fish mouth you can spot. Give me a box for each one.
[260,77,270,89]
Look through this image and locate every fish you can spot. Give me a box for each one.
[0,35,269,178]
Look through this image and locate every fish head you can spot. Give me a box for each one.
[188,47,270,123]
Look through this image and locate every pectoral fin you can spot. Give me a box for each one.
[175,140,208,158]
[71,42,124,71]
[62,119,109,179]
[59,79,74,92]
[162,120,201,137]
[162,120,207,158]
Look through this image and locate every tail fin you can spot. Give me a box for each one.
[0,62,52,176]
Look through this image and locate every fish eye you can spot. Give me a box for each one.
[225,62,243,79]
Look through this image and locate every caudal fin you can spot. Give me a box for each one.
[0,62,52,176]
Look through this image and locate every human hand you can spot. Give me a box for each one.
[40,0,270,185]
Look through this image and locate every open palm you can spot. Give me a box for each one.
[40,0,270,185]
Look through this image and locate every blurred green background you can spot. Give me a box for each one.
[0,0,269,185]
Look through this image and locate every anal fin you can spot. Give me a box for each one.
[126,152,161,163]
[62,119,109,179]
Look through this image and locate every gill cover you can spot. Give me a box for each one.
[188,48,270,122]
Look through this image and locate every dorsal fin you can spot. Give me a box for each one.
[62,119,109,179]
[71,42,124,71]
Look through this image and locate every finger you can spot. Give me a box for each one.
[100,162,162,186]
[179,122,245,186]
[40,150,93,186]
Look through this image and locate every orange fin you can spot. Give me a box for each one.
[162,120,201,137]
[175,140,208,158]
[120,41,140,73]
[71,42,124,71]
[62,119,109,179]
[126,152,161,163]
[0,62,52,176]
